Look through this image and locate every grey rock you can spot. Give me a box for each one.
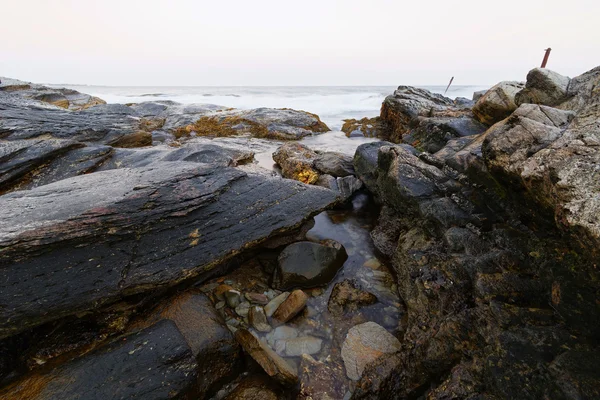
[313,151,355,177]
[281,336,323,357]
[249,306,271,333]
[515,68,571,107]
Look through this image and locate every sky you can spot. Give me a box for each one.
[1,0,598,86]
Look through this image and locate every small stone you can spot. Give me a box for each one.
[363,258,381,270]
[341,322,401,381]
[225,290,241,308]
[235,302,251,317]
[283,336,322,357]
[215,284,234,301]
[215,301,226,310]
[266,326,299,348]
[328,279,378,317]
[272,290,308,326]
[245,292,269,305]
[234,329,298,387]
[249,306,271,333]
[264,292,290,318]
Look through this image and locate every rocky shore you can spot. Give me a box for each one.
[0,67,599,399]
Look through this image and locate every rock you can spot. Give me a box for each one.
[215,284,235,301]
[315,174,338,191]
[298,354,347,400]
[107,131,152,148]
[272,142,320,184]
[341,322,401,381]
[266,326,299,348]
[274,241,348,290]
[328,279,377,317]
[249,306,271,333]
[271,290,309,326]
[472,81,525,125]
[264,292,291,318]
[235,302,251,318]
[379,86,486,151]
[0,162,338,338]
[341,117,387,138]
[224,375,285,400]
[226,290,242,308]
[245,293,269,305]
[280,336,322,357]
[472,89,487,102]
[234,329,298,387]
[336,175,363,199]
[515,68,571,107]
[353,141,396,192]
[313,152,355,177]
[0,320,198,399]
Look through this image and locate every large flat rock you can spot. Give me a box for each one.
[0,162,339,338]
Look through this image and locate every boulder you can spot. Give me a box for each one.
[472,89,487,102]
[379,86,486,152]
[328,279,377,317]
[224,375,285,400]
[234,329,298,387]
[271,290,309,326]
[0,163,338,338]
[341,322,401,381]
[273,241,348,290]
[515,68,571,107]
[472,81,525,125]
[313,151,355,177]
[336,175,363,199]
[272,142,320,184]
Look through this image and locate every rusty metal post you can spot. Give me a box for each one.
[444,76,454,95]
[541,48,552,68]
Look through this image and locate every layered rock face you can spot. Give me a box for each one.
[351,66,600,399]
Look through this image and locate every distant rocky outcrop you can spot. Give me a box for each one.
[350,66,600,399]
[341,117,387,138]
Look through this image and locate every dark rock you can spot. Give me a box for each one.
[472,81,525,125]
[313,151,355,177]
[0,163,338,338]
[336,175,363,200]
[234,329,298,387]
[298,354,347,400]
[328,279,377,317]
[224,375,286,400]
[353,141,396,192]
[0,320,198,400]
[273,241,348,290]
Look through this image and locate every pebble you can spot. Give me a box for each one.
[264,291,290,318]
[235,302,251,317]
[249,306,272,332]
[245,292,269,305]
[282,336,323,357]
[215,301,226,310]
[272,290,308,326]
[266,326,299,347]
[225,289,242,308]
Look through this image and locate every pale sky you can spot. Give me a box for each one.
[2,0,598,86]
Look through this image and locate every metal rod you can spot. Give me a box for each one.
[541,48,552,68]
[444,76,454,95]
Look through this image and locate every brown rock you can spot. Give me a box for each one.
[234,329,298,387]
[215,284,235,301]
[272,142,320,184]
[271,290,308,326]
[108,131,152,148]
[245,292,269,305]
[249,306,272,333]
[327,279,377,317]
[224,375,285,400]
[298,354,347,400]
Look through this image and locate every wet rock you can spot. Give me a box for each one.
[279,336,322,357]
[379,86,485,151]
[245,293,269,305]
[272,290,309,326]
[328,279,377,317]
[249,306,271,333]
[274,241,348,290]
[315,174,338,191]
[0,320,198,400]
[266,326,299,348]
[298,354,347,400]
[235,302,251,318]
[215,284,235,301]
[224,375,286,400]
[472,81,525,125]
[226,290,242,308]
[234,329,298,387]
[341,117,386,138]
[313,152,355,177]
[336,175,363,199]
[341,322,401,381]
[264,292,291,318]
[353,141,396,192]
[0,162,338,338]
[515,68,571,107]
[272,142,320,184]
[472,89,487,102]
